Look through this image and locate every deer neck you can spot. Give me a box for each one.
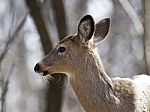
[70,50,119,112]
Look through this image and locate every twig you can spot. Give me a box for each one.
[25,0,53,54]
[51,0,67,40]
[118,0,144,36]
[0,14,28,69]
[0,63,15,112]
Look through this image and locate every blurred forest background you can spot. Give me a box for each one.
[0,0,150,112]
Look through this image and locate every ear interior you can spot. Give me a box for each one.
[77,15,95,43]
[94,18,110,44]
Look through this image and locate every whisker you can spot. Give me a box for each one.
[42,74,68,88]
[46,75,54,80]
[42,76,50,85]
[57,77,68,88]
[56,74,61,83]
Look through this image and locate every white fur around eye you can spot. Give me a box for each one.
[58,51,66,57]
[57,46,66,57]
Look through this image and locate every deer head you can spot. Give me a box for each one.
[34,15,110,77]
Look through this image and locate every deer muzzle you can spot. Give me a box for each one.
[34,62,50,76]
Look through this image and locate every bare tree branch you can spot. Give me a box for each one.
[25,0,53,54]
[0,14,28,69]
[145,0,150,74]
[51,0,67,40]
[0,63,15,112]
[25,0,67,112]
[118,0,144,36]
[44,0,68,111]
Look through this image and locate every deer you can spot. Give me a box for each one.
[34,15,150,112]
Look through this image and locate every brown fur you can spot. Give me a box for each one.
[35,15,150,112]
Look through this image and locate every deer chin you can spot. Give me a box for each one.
[37,71,49,76]
[43,71,49,76]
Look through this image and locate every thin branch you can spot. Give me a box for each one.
[0,63,15,112]
[51,0,67,40]
[25,0,53,54]
[0,14,28,69]
[118,0,144,36]
[25,1,67,112]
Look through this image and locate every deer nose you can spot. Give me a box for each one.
[34,63,40,73]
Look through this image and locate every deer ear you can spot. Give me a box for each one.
[77,15,95,43]
[94,18,110,44]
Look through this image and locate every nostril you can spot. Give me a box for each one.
[34,63,40,72]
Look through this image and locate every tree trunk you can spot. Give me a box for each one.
[25,0,67,112]
[145,0,150,74]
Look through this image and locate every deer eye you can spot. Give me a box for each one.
[58,47,66,53]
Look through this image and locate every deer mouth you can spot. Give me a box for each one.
[41,67,57,76]
[42,71,49,76]
[38,70,49,76]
